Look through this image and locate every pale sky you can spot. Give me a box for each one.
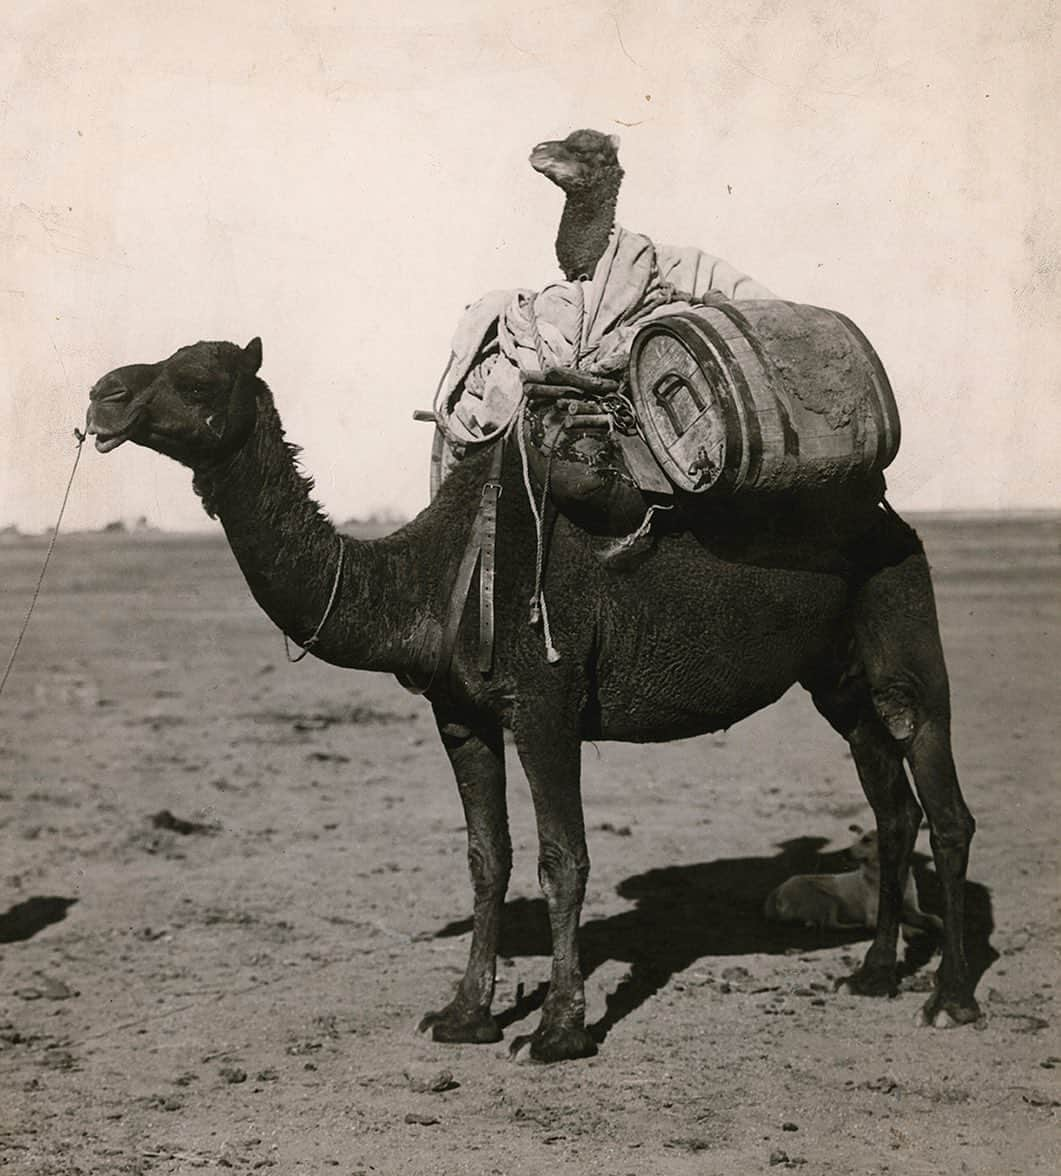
[2,0,1058,532]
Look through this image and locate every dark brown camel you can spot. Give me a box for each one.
[530,129,623,281]
[85,338,981,1062]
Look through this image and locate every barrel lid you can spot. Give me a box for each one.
[629,311,743,493]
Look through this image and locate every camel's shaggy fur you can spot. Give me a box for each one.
[530,128,623,281]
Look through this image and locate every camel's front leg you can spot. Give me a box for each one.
[419,708,510,1044]
[509,692,597,1063]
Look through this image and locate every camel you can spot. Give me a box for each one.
[530,129,624,281]
[84,337,981,1062]
[764,825,943,938]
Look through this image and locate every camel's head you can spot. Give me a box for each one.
[86,338,262,468]
[530,128,623,193]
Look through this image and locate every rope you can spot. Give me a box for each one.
[530,280,587,374]
[572,280,586,370]
[530,302,548,372]
[514,403,560,664]
[283,534,346,663]
[0,430,87,698]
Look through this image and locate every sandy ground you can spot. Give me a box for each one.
[0,514,1058,1175]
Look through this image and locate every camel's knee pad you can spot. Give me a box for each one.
[871,686,919,743]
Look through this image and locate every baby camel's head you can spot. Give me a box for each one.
[529,129,623,194]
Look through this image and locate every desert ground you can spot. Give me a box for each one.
[0,512,1057,1175]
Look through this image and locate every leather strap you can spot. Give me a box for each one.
[396,439,504,694]
[477,444,503,672]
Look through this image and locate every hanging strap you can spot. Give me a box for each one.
[397,439,504,694]
[477,447,502,673]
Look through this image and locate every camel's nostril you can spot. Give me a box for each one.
[91,382,130,405]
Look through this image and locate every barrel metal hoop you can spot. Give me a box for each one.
[832,310,901,470]
[710,300,800,461]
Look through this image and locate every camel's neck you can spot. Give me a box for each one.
[191,387,434,676]
[555,180,620,281]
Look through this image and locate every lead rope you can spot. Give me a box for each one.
[283,535,345,663]
[0,429,87,699]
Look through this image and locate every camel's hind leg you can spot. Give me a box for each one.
[419,708,510,1044]
[807,675,924,997]
[853,546,980,1027]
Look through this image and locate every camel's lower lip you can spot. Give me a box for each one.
[94,434,128,453]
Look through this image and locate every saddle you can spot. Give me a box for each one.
[428,365,674,547]
[518,367,674,534]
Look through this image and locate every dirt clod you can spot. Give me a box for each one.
[14,973,78,1001]
[150,809,216,835]
[405,1066,458,1093]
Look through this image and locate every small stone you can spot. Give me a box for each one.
[217,1142,241,1168]
[404,1112,440,1126]
[769,1149,790,1166]
[405,1067,458,1094]
[782,1121,799,1131]
[220,1066,248,1084]
[15,974,78,1001]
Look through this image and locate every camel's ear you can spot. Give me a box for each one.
[608,134,621,152]
[241,337,263,375]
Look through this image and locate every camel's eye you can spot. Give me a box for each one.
[183,383,211,404]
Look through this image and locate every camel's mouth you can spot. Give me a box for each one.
[530,143,580,186]
[93,431,129,454]
[529,142,556,170]
[86,403,145,454]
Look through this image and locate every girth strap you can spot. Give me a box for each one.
[397,439,504,694]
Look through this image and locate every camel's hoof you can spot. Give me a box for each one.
[915,991,981,1029]
[509,1025,598,1064]
[418,1005,502,1045]
[835,966,898,998]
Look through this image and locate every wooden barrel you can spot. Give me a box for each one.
[629,300,900,495]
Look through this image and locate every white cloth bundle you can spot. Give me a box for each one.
[437,227,774,444]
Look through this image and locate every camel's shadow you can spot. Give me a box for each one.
[430,837,996,1042]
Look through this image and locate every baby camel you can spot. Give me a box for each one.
[764,826,943,938]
